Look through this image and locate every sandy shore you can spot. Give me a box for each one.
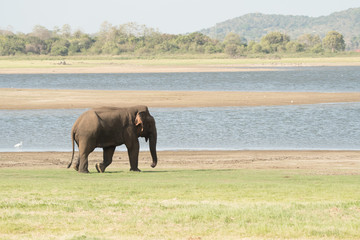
[1,150,359,175]
[1,88,360,109]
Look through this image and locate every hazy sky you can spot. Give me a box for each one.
[1,0,359,34]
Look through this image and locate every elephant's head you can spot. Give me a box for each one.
[135,108,158,168]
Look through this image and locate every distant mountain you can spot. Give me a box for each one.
[200,8,360,44]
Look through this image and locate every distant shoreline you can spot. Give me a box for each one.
[1,57,360,74]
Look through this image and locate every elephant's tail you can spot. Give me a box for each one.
[67,128,76,168]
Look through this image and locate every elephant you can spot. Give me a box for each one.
[67,105,158,173]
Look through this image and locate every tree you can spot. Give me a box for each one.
[224,44,238,56]
[322,31,345,52]
[0,35,25,55]
[350,36,360,50]
[311,44,324,53]
[223,32,246,56]
[61,24,72,38]
[50,39,70,56]
[297,34,321,51]
[175,32,214,53]
[261,32,290,52]
[286,41,304,53]
[30,25,52,40]
[25,36,46,54]
[252,43,262,53]
[223,32,242,46]
[68,30,94,54]
[261,32,289,45]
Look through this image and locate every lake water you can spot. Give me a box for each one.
[1,103,360,152]
[1,66,360,92]
[1,67,359,152]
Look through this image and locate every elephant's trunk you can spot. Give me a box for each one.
[149,129,157,168]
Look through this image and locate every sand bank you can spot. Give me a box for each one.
[1,88,360,109]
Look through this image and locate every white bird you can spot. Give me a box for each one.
[14,141,23,148]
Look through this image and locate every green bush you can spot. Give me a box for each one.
[50,39,70,56]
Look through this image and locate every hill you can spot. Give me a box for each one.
[200,8,360,45]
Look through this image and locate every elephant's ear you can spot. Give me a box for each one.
[135,112,144,134]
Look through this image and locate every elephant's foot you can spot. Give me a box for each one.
[130,168,141,172]
[95,163,105,173]
[71,164,79,171]
[78,169,90,173]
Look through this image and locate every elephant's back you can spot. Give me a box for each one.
[73,110,100,134]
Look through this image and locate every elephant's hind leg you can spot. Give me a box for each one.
[78,142,95,173]
[72,155,80,171]
[96,146,115,173]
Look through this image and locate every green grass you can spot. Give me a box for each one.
[0,168,360,239]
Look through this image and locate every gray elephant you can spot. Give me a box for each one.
[67,105,158,173]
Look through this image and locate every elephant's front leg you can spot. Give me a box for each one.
[126,139,141,172]
[96,146,115,173]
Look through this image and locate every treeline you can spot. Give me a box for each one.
[0,22,349,57]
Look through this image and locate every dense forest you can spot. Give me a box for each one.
[0,21,351,57]
[201,7,360,50]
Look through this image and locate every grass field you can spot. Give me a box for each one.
[0,168,359,239]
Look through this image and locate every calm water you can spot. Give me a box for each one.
[1,67,359,151]
[1,66,360,92]
[1,103,360,152]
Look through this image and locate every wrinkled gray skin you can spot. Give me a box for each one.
[67,106,157,173]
